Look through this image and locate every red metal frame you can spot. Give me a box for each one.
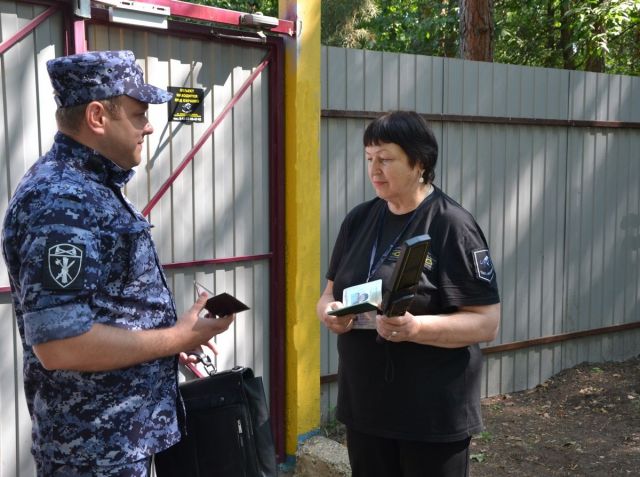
[1,0,288,463]
[133,0,296,37]
[73,18,87,53]
[0,4,59,55]
[267,36,286,463]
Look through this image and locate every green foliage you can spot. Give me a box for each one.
[320,0,639,75]
[322,0,459,57]
[321,0,379,48]
[470,452,487,463]
[197,0,277,16]
[187,0,639,75]
[494,0,640,75]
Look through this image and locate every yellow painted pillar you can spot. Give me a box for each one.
[279,0,321,465]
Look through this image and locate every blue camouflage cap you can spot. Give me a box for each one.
[46,50,172,108]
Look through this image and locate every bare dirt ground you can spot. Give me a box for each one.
[471,355,640,476]
[324,355,640,476]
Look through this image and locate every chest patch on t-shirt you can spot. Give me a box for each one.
[43,242,85,290]
[472,249,495,283]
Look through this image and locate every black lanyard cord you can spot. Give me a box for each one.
[367,195,430,281]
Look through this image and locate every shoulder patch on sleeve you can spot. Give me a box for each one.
[43,242,86,290]
[472,249,495,283]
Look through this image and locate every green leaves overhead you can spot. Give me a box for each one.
[320,0,640,75]
[198,0,639,75]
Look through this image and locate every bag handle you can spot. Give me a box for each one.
[185,350,217,378]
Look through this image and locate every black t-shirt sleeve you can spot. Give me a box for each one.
[434,210,500,308]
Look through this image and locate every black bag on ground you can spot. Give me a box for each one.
[155,365,277,477]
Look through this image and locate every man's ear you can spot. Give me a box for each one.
[84,101,108,135]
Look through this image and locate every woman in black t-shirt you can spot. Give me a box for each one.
[316,111,501,477]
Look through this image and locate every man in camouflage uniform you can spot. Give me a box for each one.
[2,50,235,477]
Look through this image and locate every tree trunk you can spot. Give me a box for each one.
[585,17,606,73]
[559,0,575,70]
[459,0,494,61]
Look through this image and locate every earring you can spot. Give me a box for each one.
[419,176,424,183]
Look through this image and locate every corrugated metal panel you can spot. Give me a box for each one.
[320,45,640,423]
[0,2,63,475]
[86,23,272,380]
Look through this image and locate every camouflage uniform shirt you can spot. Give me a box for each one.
[2,132,183,467]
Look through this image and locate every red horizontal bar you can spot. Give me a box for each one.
[0,286,10,294]
[0,5,59,56]
[161,253,272,270]
[133,0,296,36]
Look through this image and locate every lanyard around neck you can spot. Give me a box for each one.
[367,198,427,281]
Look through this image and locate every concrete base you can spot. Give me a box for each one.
[293,436,351,477]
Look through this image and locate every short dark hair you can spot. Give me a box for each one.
[363,111,438,184]
[55,97,122,133]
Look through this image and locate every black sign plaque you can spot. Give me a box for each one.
[168,86,204,123]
